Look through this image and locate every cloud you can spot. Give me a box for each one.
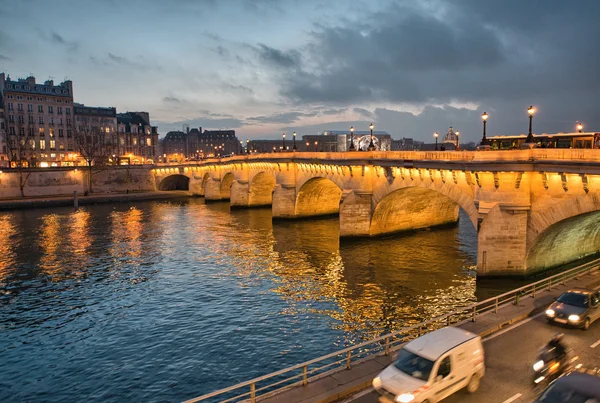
[255,44,301,69]
[47,31,78,52]
[213,45,230,58]
[90,53,161,72]
[164,96,182,103]
[247,111,318,125]
[353,108,375,120]
[0,54,10,61]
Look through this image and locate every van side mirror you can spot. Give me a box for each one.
[436,375,443,383]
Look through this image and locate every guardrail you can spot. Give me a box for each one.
[183,258,600,403]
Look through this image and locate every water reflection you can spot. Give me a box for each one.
[0,214,16,281]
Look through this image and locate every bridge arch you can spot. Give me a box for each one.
[220,172,235,199]
[249,172,276,206]
[158,174,190,191]
[295,177,343,217]
[370,186,470,236]
[526,194,600,272]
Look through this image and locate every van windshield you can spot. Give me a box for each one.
[393,349,434,381]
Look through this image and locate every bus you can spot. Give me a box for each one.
[487,132,600,150]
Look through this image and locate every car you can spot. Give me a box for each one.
[535,371,600,402]
[372,327,484,403]
[545,288,600,330]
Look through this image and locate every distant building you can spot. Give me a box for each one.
[320,130,392,151]
[391,137,418,151]
[0,73,75,167]
[0,97,7,166]
[74,104,117,165]
[116,112,159,164]
[162,127,241,160]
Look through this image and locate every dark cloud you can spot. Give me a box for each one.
[164,96,182,103]
[353,108,375,120]
[321,107,347,115]
[213,45,229,58]
[48,31,78,51]
[255,44,301,69]
[223,83,254,94]
[0,54,11,61]
[90,53,160,72]
[247,111,318,125]
[255,1,599,136]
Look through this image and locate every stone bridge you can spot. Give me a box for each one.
[152,150,600,277]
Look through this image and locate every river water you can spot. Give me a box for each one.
[0,198,519,402]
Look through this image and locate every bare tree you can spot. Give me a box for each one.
[3,117,35,197]
[75,115,113,193]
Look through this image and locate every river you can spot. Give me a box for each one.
[0,197,521,402]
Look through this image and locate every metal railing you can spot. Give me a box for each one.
[183,257,600,403]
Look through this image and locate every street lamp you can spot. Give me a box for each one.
[455,130,460,151]
[434,132,439,150]
[577,122,583,133]
[481,112,489,146]
[272,146,276,153]
[306,141,309,151]
[314,141,318,152]
[526,105,535,143]
[293,131,297,151]
[349,126,356,151]
[282,133,286,150]
[368,123,375,151]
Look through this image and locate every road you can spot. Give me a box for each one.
[345,313,600,403]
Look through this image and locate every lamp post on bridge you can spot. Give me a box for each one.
[349,126,356,151]
[434,132,439,150]
[526,105,535,144]
[480,112,489,147]
[282,133,286,151]
[314,141,318,152]
[577,122,583,133]
[368,123,376,151]
[306,141,309,152]
[293,132,297,151]
[455,130,460,151]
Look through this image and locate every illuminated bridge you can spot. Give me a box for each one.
[153,149,600,277]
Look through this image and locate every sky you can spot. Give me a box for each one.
[1,0,598,142]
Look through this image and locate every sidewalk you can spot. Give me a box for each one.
[261,271,600,403]
[0,190,193,210]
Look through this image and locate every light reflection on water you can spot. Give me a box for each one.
[0,197,509,402]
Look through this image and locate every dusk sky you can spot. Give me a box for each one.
[1,0,598,142]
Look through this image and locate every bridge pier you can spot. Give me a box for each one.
[339,190,373,237]
[272,184,297,218]
[204,178,223,201]
[230,180,249,208]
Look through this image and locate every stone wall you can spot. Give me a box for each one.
[0,166,155,199]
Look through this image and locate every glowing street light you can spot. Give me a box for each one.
[292,131,297,151]
[349,126,356,151]
[314,140,318,152]
[455,130,460,151]
[282,133,286,150]
[434,132,439,150]
[368,123,375,151]
[306,141,309,151]
[481,112,489,146]
[526,105,535,143]
[577,122,583,133]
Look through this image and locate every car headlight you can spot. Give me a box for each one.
[545,309,555,317]
[396,393,415,403]
[533,360,544,371]
[568,314,580,322]
[372,377,382,389]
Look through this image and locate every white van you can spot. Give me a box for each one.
[373,327,485,403]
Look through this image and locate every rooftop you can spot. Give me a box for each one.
[1,73,72,97]
[404,327,477,361]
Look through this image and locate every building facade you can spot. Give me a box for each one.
[74,104,117,165]
[0,73,76,167]
[116,112,159,164]
[0,98,7,166]
[162,128,241,160]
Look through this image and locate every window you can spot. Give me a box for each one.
[59,143,64,151]
[39,139,46,150]
[49,128,55,137]
[50,117,55,125]
[27,96,33,101]
[29,139,35,150]
[0,121,4,129]
[38,105,43,113]
[146,138,152,147]
[436,356,452,379]
[27,104,33,112]
[67,129,72,138]
[57,107,62,114]
[28,127,34,136]
[58,129,64,137]
[67,143,73,151]
[28,116,34,124]
[66,108,71,115]
[39,128,45,136]
[133,138,138,146]
[50,140,56,150]
[17,103,23,111]
[66,118,71,126]
[8,115,14,123]
[20,127,25,136]
[50,153,56,158]
[120,138,125,146]
[18,115,24,124]
[58,118,63,125]
[393,349,434,381]
[48,106,53,113]
[39,116,44,124]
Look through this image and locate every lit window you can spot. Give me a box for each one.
[146,138,152,147]
[40,139,46,150]
[50,140,56,150]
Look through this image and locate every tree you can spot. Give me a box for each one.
[3,116,35,197]
[75,115,113,193]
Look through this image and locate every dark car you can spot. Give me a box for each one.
[535,371,600,402]
[545,288,600,330]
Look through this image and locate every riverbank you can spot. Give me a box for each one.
[0,190,193,210]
